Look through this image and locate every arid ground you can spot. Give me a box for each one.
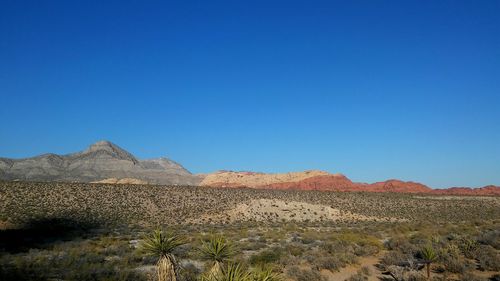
[0,181,499,281]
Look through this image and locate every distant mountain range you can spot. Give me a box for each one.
[0,141,202,185]
[0,141,498,195]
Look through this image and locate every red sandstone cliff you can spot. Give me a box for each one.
[199,170,500,195]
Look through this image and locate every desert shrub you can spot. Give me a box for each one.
[284,244,304,257]
[477,229,500,249]
[313,256,343,271]
[439,254,467,274]
[387,265,426,281]
[437,243,474,274]
[353,244,379,256]
[401,270,426,281]
[360,266,371,276]
[309,247,357,271]
[380,251,414,268]
[240,241,267,251]
[0,246,146,281]
[385,237,418,254]
[324,240,352,254]
[249,247,283,266]
[346,267,371,281]
[275,254,300,267]
[458,272,488,281]
[476,245,500,271]
[286,266,324,281]
[334,232,382,250]
[456,237,478,259]
[409,232,433,247]
[346,271,367,281]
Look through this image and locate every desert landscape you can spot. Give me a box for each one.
[1,180,499,281]
[1,142,500,280]
[2,1,500,280]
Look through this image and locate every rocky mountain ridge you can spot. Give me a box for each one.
[0,141,202,185]
[0,141,498,195]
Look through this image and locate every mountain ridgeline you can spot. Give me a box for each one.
[0,141,202,185]
[0,141,498,195]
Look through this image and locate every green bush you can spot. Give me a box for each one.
[249,247,283,266]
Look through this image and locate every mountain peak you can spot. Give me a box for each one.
[83,140,138,163]
[0,141,201,185]
[87,140,116,151]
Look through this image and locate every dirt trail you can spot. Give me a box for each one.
[322,252,385,281]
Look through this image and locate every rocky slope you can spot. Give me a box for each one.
[0,141,202,185]
[200,170,500,195]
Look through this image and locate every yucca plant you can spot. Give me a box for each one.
[140,229,186,281]
[421,245,437,280]
[214,263,251,281]
[251,266,282,281]
[199,235,235,278]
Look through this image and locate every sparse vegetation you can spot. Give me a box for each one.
[0,181,499,280]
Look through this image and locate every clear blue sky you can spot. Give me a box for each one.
[1,1,499,188]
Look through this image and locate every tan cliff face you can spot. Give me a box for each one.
[199,170,500,195]
[199,170,427,192]
[199,170,335,187]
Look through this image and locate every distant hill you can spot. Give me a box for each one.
[200,170,500,195]
[0,141,202,185]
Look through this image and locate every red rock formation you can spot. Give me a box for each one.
[365,180,431,193]
[431,185,500,196]
[200,170,500,196]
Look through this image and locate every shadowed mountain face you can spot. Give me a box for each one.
[0,141,202,185]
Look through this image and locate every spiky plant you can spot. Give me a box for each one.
[251,266,282,281]
[421,245,437,280]
[214,263,251,281]
[141,229,186,281]
[200,235,235,278]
